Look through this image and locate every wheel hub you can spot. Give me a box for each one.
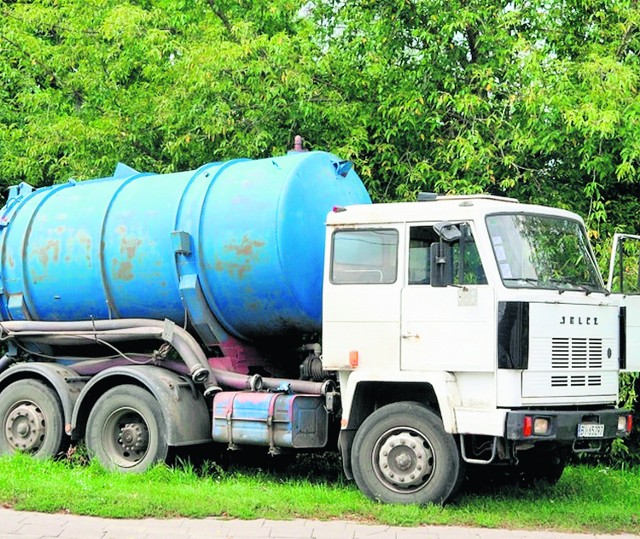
[119,422,148,452]
[5,404,45,452]
[377,431,433,489]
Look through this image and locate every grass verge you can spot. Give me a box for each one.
[0,453,639,534]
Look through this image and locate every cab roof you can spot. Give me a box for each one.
[326,195,584,226]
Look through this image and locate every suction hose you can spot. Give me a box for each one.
[0,319,221,393]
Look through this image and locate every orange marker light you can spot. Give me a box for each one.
[349,350,359,368]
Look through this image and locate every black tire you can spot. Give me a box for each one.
[86,385,168,472]
[0,379,65,458]
[351,402,464,505]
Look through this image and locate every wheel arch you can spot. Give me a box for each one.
[71,365,212,447]
[0,363,85,436]
[338,376,460,480]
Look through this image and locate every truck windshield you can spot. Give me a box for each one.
[486,213,604,293]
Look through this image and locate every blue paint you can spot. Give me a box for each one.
[0,151,371,341]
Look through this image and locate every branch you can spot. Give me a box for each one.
[616,21,638,60]
[465,25,478,64]
[206,0,239,43]
[0,35,61,89]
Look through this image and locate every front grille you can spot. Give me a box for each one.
[550,374,603,388]
[551,337,603,369]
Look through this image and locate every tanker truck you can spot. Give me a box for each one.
[0,146,635,505]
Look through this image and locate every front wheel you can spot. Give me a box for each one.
[0,379,65,458]
[86,385,168,472]
[351,402,464,505]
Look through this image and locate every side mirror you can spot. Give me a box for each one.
[430,242,453,287]
[434,222,462,243]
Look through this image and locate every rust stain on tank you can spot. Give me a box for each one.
[34,240,60,266]
[224,236,265,257]
[114,260,134,281]
[76,231,93,266]
[214,258,250,279]
[76,232,92,251]
[121,237,142,260]
[214,235,265,279]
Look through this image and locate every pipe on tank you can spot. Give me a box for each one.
[259,376,334,396]
[0,319,221,394]
[157,359,263,392]
[6,326,205,380]
[65,355,157,376]
[1,320,331,396]
[67,356,262,392]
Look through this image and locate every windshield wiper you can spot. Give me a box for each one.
[577,282,609,296]
[545,278,570,294]
[547,279,607,295]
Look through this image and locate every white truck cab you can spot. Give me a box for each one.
[322,195,633,504]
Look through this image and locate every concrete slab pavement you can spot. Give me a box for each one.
[0,508,638,539]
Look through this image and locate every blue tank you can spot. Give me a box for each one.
[0,151,371,343]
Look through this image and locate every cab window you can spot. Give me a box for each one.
[408,224,486,285]
[331,229,398,284]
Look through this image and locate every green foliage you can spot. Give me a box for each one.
[311,0,640,225]
[608,372,640,467]
[0,0,351,187]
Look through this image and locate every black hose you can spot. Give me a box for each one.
[0,354,13,375]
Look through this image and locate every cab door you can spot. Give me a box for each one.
[322,227,402,371]
[608,233,640,371]
[400,223,495,373]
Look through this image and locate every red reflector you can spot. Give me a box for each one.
[349,350,359,368]
[523,416,533,437]
[628,414,633,434]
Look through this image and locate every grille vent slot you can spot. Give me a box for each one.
[551,337,603,369]
[550,374,602,388]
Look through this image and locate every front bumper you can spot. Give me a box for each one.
[505,408,630,442]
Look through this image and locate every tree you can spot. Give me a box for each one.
[311,0,640,241]
[0,0,353,188]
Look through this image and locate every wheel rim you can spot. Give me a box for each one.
[4,401,47,453]
[101,407,150,468]
[372,426,435,493]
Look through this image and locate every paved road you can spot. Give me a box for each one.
[0,508,639,539]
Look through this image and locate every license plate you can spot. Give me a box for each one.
[577,423,605,438]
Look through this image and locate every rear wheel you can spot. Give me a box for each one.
[86,385,168,472]
[0,379,65,458]
[351,402,464,505]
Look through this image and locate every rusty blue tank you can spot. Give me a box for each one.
[0,151,371,343]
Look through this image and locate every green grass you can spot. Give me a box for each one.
[0,452,639,534]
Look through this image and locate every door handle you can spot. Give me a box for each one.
[402,332,420,339]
